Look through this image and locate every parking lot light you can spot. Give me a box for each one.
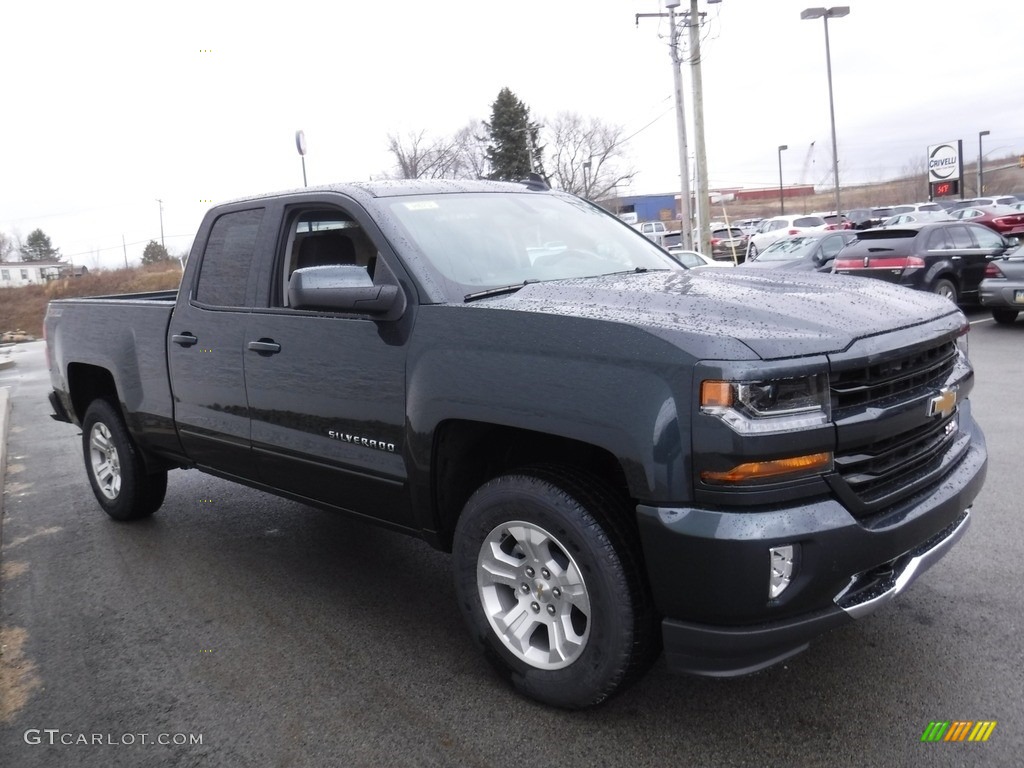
[801,6,849,222]
[778,144,788,215]
[978,130,990,195]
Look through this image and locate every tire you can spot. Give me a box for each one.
[452,468,657,709]
[992,308,1019,325]
[81,399,167,521]
[747,242,758,260]
[932,278,957,304]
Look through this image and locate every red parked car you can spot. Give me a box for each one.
[949,205,1024,237]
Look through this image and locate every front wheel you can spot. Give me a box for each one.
[747,242,758,260]
[933,278,957,304]
[82,399,167,521]
[452,469,656,709]
[992,308,1019,325]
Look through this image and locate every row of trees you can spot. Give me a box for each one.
[384,87,637,202]
[0,229,62,263]
[0,228,176,267]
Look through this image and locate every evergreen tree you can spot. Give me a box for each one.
[141,240,172,265]
[20,228,62,262]
[483,88,545,182]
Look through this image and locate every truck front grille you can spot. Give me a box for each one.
[831,341,957,413]
[830,339,965,516]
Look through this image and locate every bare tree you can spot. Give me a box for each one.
[544,112,637,201]
[386,130,463,180]
[452,121,489,179]
[0,232,14,262]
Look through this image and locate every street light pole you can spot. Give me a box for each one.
[801,6,848,221]
[777,145,788,215]
[978,130,990,195]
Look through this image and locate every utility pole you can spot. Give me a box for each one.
[689,0,710,256]
[156,199,165,249]
[637,5,693,251]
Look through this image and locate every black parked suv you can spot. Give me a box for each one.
[833,221,1017,304]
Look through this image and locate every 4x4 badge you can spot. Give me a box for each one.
[928,387,957,418]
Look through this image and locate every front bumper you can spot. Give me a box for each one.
[636,430,986,677]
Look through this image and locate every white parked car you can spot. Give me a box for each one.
[746,214,828,259]
[667,248,734,269]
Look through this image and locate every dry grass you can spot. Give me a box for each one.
[0,262,183,338]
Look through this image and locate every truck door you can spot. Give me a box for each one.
[167,206,266,480]
[242,203,414,528]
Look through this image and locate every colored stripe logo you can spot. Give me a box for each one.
[921,721,997,742]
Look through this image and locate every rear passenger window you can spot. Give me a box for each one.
[948,226,976,250]
[927,229,953,250]
[194,208,264,307]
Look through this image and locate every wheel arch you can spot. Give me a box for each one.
[430,420,634,551]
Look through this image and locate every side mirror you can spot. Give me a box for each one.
[289,264,405,318]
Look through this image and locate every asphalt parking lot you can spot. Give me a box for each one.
[1,314,1021,767]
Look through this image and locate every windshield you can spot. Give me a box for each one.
[385,192,679,295]
[756,236,819,262]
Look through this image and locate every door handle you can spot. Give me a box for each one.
[247,339,281,355]
[172,333,198,347]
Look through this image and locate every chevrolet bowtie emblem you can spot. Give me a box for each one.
[928,387,957,418]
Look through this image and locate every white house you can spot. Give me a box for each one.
[0,262,86,288]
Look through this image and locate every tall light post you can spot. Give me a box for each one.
[978,130,990,195]
[777,145,788,215]
[801,6,848,219]
[295,130,308,187]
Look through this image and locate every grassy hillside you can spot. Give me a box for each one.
[0,262,183,338]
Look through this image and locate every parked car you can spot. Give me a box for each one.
[746,214,828,259]
[870,206,895,224]
[733,217,764,235]
[844,208,875,230]
[833,221,1018,304]
[979,253,1024,324]
[811,212,851,230]
[667,247,734,269]
[948,205,1024,237]
[708,227,748,261]
[973,195,1019,207]
[741,230,857,272]
[879,211,952,227]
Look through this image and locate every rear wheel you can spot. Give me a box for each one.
[747,242,758,260]
[993,308,1019,325]
[452,468,657,709]
[932,278,957,304]
[82,399,167,521]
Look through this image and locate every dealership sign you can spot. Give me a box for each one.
[927,140,964,198]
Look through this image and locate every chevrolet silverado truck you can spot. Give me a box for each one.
[44,179,987,709]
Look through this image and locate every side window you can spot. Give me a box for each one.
[194,208,264,307]
[968,224,1005,251]
[927,229,953,251]
[948,225,976,250]
[281,209,378,307]
[820,236,845,259]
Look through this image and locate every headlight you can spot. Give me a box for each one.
[700,373,830,435]
[955,323,969,360]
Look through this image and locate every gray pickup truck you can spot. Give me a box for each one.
[45,179,987,708]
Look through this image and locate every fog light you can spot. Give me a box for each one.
[769,545,797,599]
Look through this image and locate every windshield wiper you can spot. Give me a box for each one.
[464,280,539,303]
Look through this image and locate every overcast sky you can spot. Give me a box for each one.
[2,0,1022,270]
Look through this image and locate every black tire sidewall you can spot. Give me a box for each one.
[81,399,153,521]
[453,474,640,709]
[992,308,1018,325]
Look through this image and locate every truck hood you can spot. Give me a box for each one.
[475,269,961,359]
